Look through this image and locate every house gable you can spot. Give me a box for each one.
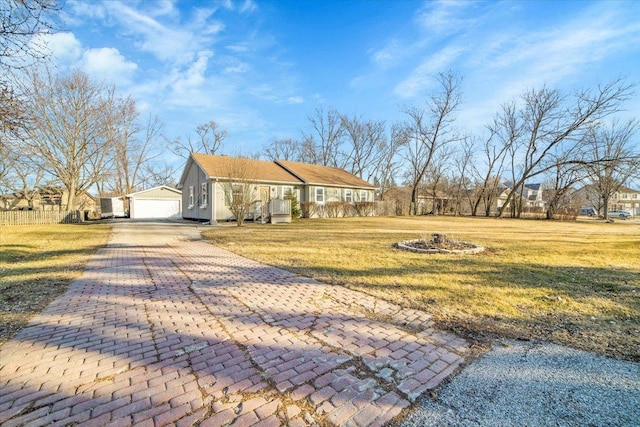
[127,185,181,199]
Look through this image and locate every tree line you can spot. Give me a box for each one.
[1,1,638,218]
[260,72,639,220]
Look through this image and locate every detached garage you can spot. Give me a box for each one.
[127,186,182,219]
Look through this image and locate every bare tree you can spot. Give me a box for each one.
[1,0,59,71]
[222,157,258,226]
[168,120,227,159]
[497,79,635,218]
[450,136,475,216]
[470,108,514,216]
[375,123,406,201]
[583,119,639,219]
[21,68,119,211]
[423,145,454,215]
[140,162,180,189]
[402,71,463,215]
[0,132,17,191]
[262,138,301,161]
[301,108,344,167]
[340,114,389,183]
[3,157,46,209]
[1,0,60,134]
[102,98,164,196]
[543,162,584,220]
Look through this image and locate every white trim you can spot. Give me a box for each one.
[200,182,208,207]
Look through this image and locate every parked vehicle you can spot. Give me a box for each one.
[607,210,632,219]
[579,207,597,216]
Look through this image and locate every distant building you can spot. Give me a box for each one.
[496,182,545,211]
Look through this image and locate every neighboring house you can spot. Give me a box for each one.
[382,186,452,216]
[127,185,182,219]
[178,153,376,223]
[0,187,97,213]
[496,182,545,211]
[573,185,640,216]
[610,186,640,215]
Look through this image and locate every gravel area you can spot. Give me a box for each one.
[401,339,640,427]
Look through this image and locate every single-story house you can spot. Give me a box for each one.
[126,185,182,219]
[0,187,97,213]
[178,153,376,223]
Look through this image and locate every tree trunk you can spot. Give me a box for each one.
[65,183,76,212]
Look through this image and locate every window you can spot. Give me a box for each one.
[188,186,195,208]
[200,183,208,207]
[232,184,244,205]
[282,186,294,198]
[344,189,353,203]
[315,187,324,203]
[360,190,368,202]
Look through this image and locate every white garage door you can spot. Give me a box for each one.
[132,199,181,219]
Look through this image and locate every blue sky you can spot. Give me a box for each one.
[47,0,640,168]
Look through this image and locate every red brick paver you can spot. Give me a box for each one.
[0,222,468,426]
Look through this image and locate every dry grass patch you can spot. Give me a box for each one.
[0,223,111,343]
[203,217,640,361]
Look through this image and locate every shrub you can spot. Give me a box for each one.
[284,190,301,219]
[353,202,375,217]
[325,202,344,218]
[301,201,321,218]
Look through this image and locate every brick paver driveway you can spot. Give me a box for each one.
[1,221,468,426]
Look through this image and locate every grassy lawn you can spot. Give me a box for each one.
[203,216,640,361]
[0,223,112,344]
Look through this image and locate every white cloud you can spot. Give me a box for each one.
[172,51,211,93]
[147,0,179,18]
[240,0,258,14]
[224,61,250,74]
[44,32,83,66]
[415,0,477,36]
[472,3,640,106]
[81,47,138,85]
[101,2,200,64]
[370,39,405,68]
[226,43,250,53]
[247,83,304,105]
[394,45,465,98]
[66,0,107,21]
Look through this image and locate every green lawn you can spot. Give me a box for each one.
[203,216,640,361]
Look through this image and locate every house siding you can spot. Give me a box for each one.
[130,187,181,200]
[181,159,213,221]
[179,154,376,222]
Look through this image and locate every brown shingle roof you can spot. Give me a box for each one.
[276,160,375,189]
[191,153,303,184]
[188,153,375,188]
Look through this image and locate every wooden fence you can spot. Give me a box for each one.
[0,210,85,226]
